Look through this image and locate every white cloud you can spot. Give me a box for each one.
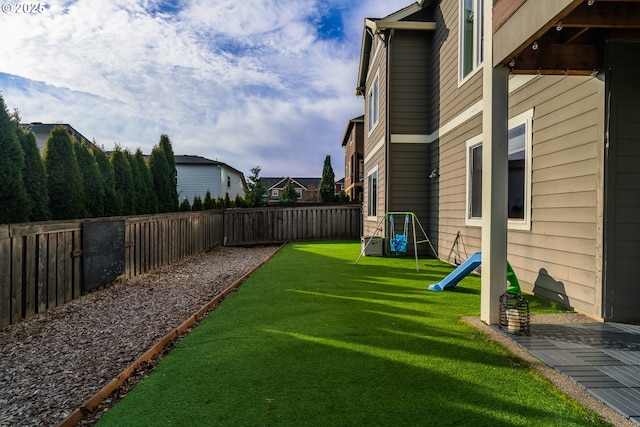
[0,0,413,177]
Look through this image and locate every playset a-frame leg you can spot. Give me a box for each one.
[355,212,438,272]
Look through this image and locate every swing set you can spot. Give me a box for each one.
[355,212,437,271]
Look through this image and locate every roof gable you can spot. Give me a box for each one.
[355,2,436,95]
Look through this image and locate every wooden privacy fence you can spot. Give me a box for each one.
[0,211,224,328]
[223,204,362,245]
[0,205,361,327]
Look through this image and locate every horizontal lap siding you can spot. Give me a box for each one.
[363,35,388,237]
[510,75,603,316]
[432,0,604,316]
[389,31,431,249]
[432,1,484,261]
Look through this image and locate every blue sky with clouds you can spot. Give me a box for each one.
[0,0,412,178]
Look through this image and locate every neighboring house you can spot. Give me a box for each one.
[262,177,320,203]
[335,178,344,196]
[356,0,640,323]
[340,115,364,202]
[175,155,245,204]
[21,122,92,153]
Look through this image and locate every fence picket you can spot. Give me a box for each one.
[0,206,360,326]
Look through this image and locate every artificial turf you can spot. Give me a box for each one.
[96,241,607,426]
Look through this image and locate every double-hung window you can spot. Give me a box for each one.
[466,109,533,230]
[368,75,379,132]
[367,167,378,218]
[459,0,484,82]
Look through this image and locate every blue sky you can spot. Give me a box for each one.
[0,0,412,178]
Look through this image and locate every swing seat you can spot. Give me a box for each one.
[390,234,408,253]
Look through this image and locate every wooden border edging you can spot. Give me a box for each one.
[57,243,285,427]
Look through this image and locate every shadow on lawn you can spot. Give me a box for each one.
[97,242,601,427]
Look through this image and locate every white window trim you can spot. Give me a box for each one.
[272,189,279,197]
[465,108,534,230]
[366,165,379,221]
[465,134,483,228]
[367,72,380,135]
[458,0,484,86]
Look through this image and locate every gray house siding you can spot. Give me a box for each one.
[176,165,221,204]
[175,157,245,206]
[363,33,388,237]
[389,31,430,135]
[603,41,640,322]
[511,76,604,316]
[388,31,431,252]
[221,166,245,201]
[427,1,605,318]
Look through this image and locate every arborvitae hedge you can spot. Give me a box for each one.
[149,145,173,213]
[110,147,135,215]
[92,145,121,216]
[17,127,49,221]
[159,134,178,212]
[44,127,86,220]
[179,198,191,211]
[318,155,335,203]
[192,195,203,211]
[74,139,105,218]
[204,190,214,210]
[133,148,158,214]
[0,98,31,224]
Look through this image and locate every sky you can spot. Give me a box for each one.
[0,0,413,178]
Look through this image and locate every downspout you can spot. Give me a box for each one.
[385,29,393,221]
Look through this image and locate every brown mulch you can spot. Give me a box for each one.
[0,245,280,427]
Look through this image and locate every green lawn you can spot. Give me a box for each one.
[97,241,606,427]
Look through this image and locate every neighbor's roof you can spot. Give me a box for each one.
[262,177,321,191]
[341,115,364,147]
[175,155,246,181]
[21,122,93,146]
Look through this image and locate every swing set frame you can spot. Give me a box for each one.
[355,211,437,271]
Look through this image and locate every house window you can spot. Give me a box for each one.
[367,168,378,218]
[466,109,533,230]
[272,189,279,197]
[227,176,231,188]
[359,159,364,181]
[368,75,379,132]
[459,0,484,81]
[295,189,302,199]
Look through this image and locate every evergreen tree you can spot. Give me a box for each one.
[44,127,86,220]
[234,194,245,208]
[179,198,191,211]
[224,192,231,208]
[318,155,336,203]
[280,179,298,204]
[215,197,224,209]
[110,147,135,215]
[203,190,214,210]
[91,144,121,216]
[192,195,203,211]
[74,140,105,217]
[149,145,173,213]
[16,127,49,221]
[0,96,30,224]
[133,148,158,214]
[244,166,266,207]
[158,134,178,211]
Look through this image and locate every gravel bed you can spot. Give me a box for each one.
[0,245,280,427]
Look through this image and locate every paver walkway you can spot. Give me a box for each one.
[496,322,640,426]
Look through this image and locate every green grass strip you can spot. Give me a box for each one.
[97,241,607,427]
